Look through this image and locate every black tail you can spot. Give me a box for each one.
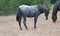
[16,8,21,21]
[16,13,19,21]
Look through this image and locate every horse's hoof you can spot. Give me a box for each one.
[20,28,22,30]
[34,27,36,29]
[26,29,29,31]
[25,27,28,29]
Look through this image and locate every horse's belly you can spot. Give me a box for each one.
[27,14,35,17]
[27,16,34,18]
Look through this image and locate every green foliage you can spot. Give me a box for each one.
[0,0,52,16]
[50,0,57,4]
[44,0,51,9]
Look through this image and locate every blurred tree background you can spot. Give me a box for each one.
[0,0,58,16]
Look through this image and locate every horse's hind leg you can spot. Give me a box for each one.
[23,17,28,29]
[19,16,22,30]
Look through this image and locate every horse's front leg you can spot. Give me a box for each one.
[23,16,28,29]
[34,16,38,29]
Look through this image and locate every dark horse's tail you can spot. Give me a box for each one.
[16,8,22,21]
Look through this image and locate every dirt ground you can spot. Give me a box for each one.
[0,5,60,36]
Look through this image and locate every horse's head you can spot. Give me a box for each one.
[52,6,58,23]
[44,8,50,20]
[52,0,60,23]
[38,5,50,20]
[52,11,57,23]
[52,14,57,23]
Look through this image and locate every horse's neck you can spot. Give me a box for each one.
[53,9,58,16]
[38,6,44,12]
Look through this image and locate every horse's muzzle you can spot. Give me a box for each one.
[46,17,48,20]
[53,21,56,23]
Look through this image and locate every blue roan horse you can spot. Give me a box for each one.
[16,5,49,30]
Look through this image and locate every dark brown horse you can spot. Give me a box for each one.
[52,1,60,23]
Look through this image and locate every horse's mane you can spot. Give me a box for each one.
[55,0,60,6]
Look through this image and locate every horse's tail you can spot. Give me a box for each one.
[16,8,22,21]
[16,13,19,21]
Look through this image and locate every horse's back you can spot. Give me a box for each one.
[19,5,38,10]
[19,5,39,16]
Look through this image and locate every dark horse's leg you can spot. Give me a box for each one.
[19,16,22,30]
[16,8,23,30]
[23,16,28,29]
[34,16,38,29]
